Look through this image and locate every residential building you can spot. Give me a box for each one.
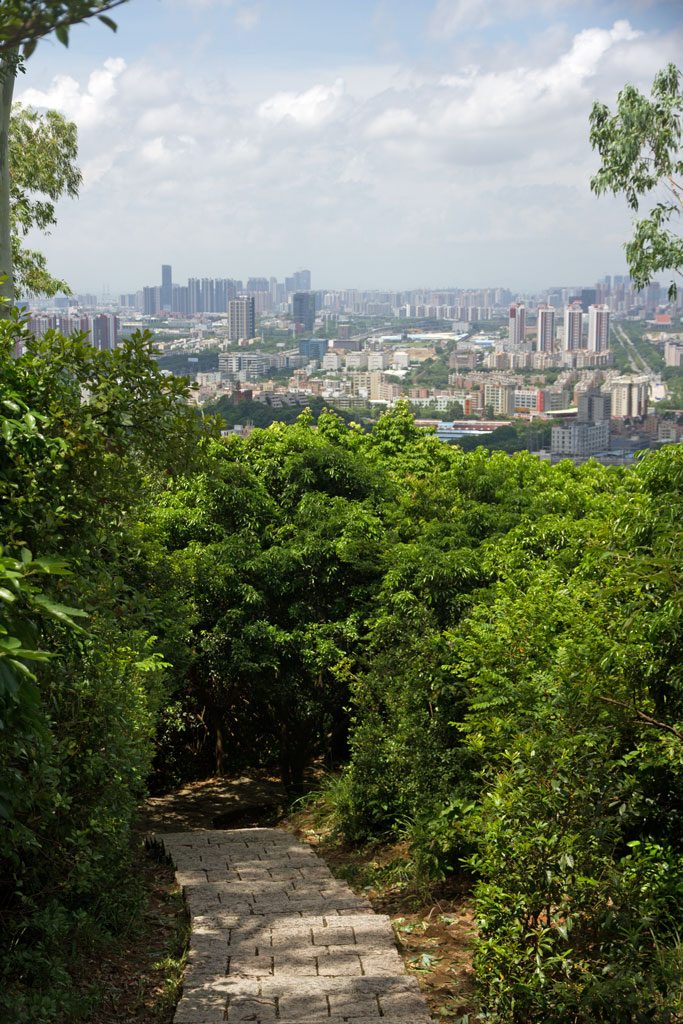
[345,351,369,370]
[536,305,555,353]
[228,297,256,342]
[563,304,583,351]
[88,314,119,351]
[587,305,610,353]
[508,303,526,347]
[604,375,649,418]
[551,420,610,456]
[143,286,159,316]
[322,351,343,371]
[664,340,683,367]
[578,389,611,423]
[368,350,391,371]
[484,382,516,415]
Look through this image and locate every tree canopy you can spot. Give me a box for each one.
[10,104,82,295]
[590,62,683,299]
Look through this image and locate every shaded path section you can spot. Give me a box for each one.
[156,828,433,1023]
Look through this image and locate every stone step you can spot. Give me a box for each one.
[152,828,434,1024]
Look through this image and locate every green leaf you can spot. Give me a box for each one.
[55,24,70,46]
[98,14,118,31]
[32,595,88,623]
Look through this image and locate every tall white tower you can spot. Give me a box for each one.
[508,304,526,348]
[587,304,610,353]
[536,305,555,353]
[228,297,256,342]
[563,303,583,351]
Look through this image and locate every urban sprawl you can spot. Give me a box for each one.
[25,266,683,464]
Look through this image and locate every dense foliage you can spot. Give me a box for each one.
[591,62,683,299]
[0,313,202,1021]
[208,392,371,431]
[2,315,682,1022]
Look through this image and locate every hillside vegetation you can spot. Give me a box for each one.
[1,315,682,1023]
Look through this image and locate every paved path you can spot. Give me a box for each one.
[156,828,433,1023]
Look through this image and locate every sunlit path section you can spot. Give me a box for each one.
[156,828,433,1022]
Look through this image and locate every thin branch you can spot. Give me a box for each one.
[666,175,683,208]
[0,0,129,55]
[597,695,683,742]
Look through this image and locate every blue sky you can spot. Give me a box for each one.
[16,0,683,293]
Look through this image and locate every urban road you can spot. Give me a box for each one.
[155,828,434,1023]
[611,324,667,403]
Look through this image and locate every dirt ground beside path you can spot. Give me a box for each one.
[138,771,286,833]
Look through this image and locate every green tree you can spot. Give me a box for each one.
[590,63,683,299]
[9,104,81,296]
[0,0,124,301]
[0,313,207,1021]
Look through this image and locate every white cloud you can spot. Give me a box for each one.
[140,136,173,164]
[19,57,126,129]
[15,16,683,291]
[366,108,420,138]
[258,78,346,127]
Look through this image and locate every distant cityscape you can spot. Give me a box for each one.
[22,263,683,466]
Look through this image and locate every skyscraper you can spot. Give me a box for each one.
[88,314,120,351]
[188,278,203,315]
[563,304,583,351]
[587,305,610,353]
[536,305,555,353]
[161,265,172,311]
[228,297,256,341]
[293,292,316,332]
[143,286,159,316]
[508,304,526,347]
[580,288,597,313]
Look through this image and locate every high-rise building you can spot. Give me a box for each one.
[484,382,516,415]
[508,304,526,347]
[172,284,188,314]
[536,305,555,353]
[88,314,120,351]
[188,278,203,315]
[587,305,610,353]
[143,286,159,316]
[604,375,649,418]
[292,292,316,332]
[299,338,327,362]
[202,278,215,313]
[577,389,611,423]
[161,265,172,310]
[563,303,583,351]
[580,288,597,313]
[228,297,256,342]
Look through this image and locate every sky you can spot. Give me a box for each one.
[15,0,683,294]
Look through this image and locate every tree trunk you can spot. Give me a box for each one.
[0,56,16,304]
